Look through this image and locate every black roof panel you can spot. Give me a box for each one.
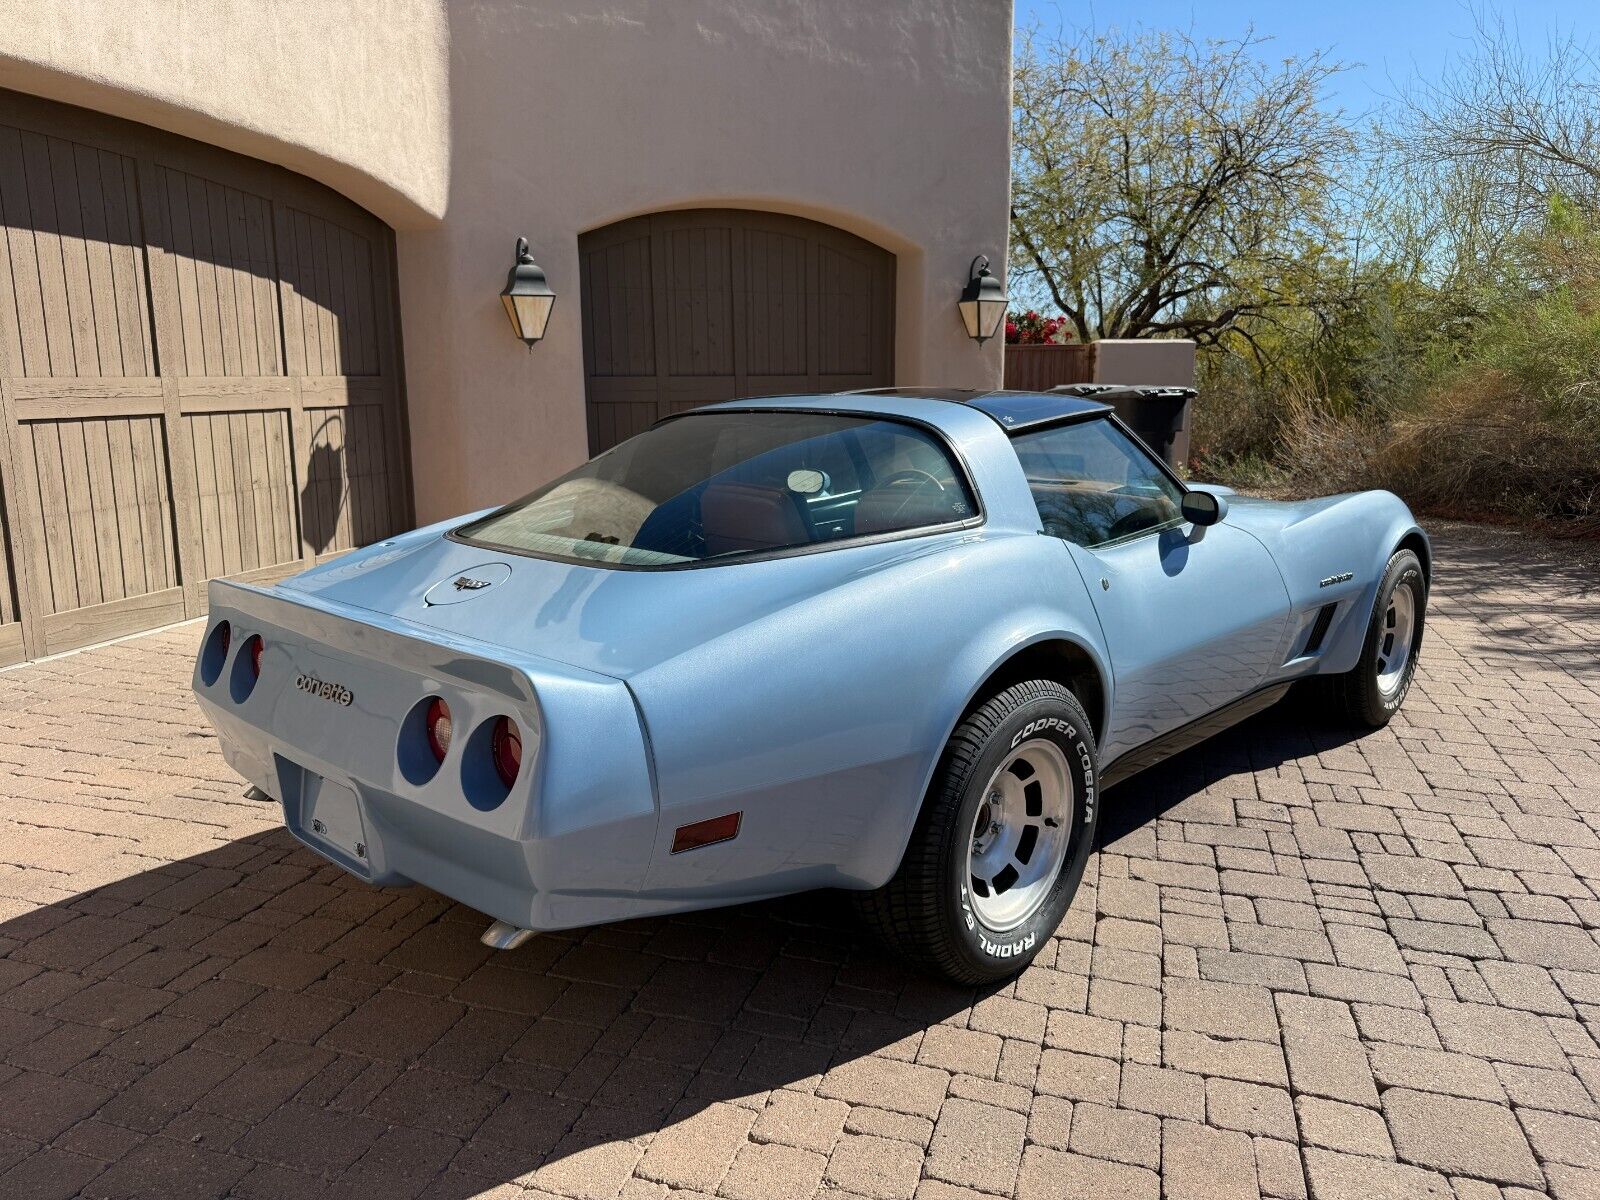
[844,387,1111,433]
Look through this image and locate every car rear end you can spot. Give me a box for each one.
[193,578,658,932]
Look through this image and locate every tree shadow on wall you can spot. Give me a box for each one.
[300,417,347,556]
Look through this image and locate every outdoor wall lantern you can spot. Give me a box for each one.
[501,237,556,349]
[958,254,1009,344]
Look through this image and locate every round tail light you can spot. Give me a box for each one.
[248,636,264,679]
[425,698,453,763]
[199,620,232,687]
[491,717,522,788]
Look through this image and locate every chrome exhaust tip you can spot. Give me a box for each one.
[243,786,273,801]
[480,919,536,950]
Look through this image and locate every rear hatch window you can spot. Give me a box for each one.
[456,411,978,567]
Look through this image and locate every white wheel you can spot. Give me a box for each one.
[1324,548,1426,728]
[856,680,1099,984]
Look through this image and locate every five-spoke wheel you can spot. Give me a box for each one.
[1375,582,1417,700]
[1324,546,1427,727]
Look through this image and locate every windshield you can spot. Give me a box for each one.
[456,410,978,566]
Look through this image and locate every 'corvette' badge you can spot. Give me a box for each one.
[296,674,353,706]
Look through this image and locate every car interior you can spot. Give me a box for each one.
[632,418,975,560]
[1014,419,1185,548]
[463,412,978,565]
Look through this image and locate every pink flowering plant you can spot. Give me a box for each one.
[1004,310,1074,345]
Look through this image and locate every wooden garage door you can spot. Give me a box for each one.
[0,91,411,664]
[580,209,895,454]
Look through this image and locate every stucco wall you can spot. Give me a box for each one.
[1094,339,1198,388]
[0,0,449,227]
[0,0,1013,522]
[401,0,1013,518]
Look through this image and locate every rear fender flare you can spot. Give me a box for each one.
[871,619,1111,888]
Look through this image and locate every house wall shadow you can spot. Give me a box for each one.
[0,825,986,1195]
[0,683,1374,1195]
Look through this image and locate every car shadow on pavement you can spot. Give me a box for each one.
[0,823,991,1196]
[0,693,1363,1197]
[1097,691,1366,849]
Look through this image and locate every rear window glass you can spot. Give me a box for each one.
[457,410,978,566]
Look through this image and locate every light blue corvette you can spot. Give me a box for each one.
[193,388,1429,982]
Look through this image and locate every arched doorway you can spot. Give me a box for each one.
[579,209,895,454]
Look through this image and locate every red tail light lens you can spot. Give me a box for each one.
[248,636,264,678]
[425,698,452,763]
[491,717,522,787]
[671,812,742,854]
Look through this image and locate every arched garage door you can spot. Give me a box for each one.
[0,91,411,664]
[580,209,895,454]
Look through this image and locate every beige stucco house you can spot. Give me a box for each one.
[0,0,1013,664]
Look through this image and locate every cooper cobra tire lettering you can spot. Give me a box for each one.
[976,726,1094,958]
[1010,716,1077,748]
[975,730,1094,959]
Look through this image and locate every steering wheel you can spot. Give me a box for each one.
[877,468,946,492]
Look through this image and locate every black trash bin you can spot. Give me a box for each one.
[1049,383,1196,469]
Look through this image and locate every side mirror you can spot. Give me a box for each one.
[1181,489,1227,527]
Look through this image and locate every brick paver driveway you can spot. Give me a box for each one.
[1,526,1597,1200]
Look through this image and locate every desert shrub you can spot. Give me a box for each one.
[1278,400,1390,499]
[1190,356,1289,477]
[1377,376,1600,530]
[1191,204,1600,534]
[1378,214,1600,529]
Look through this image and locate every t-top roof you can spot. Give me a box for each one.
[844,387,1112,433]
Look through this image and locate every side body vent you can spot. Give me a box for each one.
[1302,602,1338,657]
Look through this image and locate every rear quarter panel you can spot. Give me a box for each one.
[626,530,1109,898]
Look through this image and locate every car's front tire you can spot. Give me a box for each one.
[1324,547,1426,728]
[857,680,1099,984]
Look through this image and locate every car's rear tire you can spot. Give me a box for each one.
[1323,548,1426,728]
[857,680,1099,984]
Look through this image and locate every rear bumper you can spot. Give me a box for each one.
[195,579,662,931]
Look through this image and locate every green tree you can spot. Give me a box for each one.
[1010,26,1356,347]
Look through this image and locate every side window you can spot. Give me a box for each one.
[840,422,976,536]
[1013,419,1185,548]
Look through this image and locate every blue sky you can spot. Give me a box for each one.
[1012,0,1598,118]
